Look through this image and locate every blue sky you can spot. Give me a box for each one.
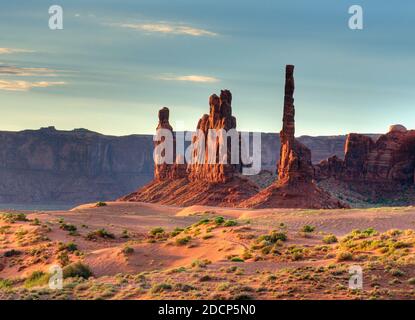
[0,0,414,136]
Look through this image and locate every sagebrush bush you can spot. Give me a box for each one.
[224,220,237,227]
[86,229,115,240]
[63,262,93,279]
[96,202,107,207]
[323,234,338,244]
[149,227,164,236]
[336,251,353,262]
[24,271,50,288]
[301,225,315,233]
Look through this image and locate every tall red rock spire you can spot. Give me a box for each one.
[241,65,347,209]
[278,65,313,185]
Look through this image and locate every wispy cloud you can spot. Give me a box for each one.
[115,22,217,37]
[0,65,58,77]
[0,80,66,92]
[158,74,220,83]
[0,48,35,55]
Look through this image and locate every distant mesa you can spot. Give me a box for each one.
[389,124,407,133]
[315,123,415,189]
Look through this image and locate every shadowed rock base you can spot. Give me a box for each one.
[119,176,258,207]
[239,180,347,209]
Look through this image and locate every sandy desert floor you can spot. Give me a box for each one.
[1,202,415,300]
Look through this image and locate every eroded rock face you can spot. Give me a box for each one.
[154,107,187,181]
[315,129,415,185]
[154,107,173,181]
[278,65,314,185]
[343,133,375,180]
[188,90,238,183]
[0,127,154,204]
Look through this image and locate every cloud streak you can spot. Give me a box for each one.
[116,22,217,37]
[0,80,66,91]
[0,65,58,77]
[158,74,220,83]
[0,48,34,55]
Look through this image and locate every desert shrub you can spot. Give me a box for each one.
[230,257,244,262]
[122,246,134,255]
[151,283,172,293]
[175,236,191,246]
[121,229,130,238]
[149,227,165,236]
[336,251,353,262]
[301,225,315,233]
[323,234,338,244]
[0,226,11,234]
[86,228,115,240]
[191,259,211,268]
[60,223,77,232]
[173,283,195,292]
[202,234,214,240]
[199,275,212,282]
[24,271,50,288]
[343,228,378,242]
[286,246,306,261]
[0,278,13,290]
[233,293,254,300]
[96,202,107,207]
[389,268,405,277]
[224,220,237,227]
[258,231,287,243]
[195,218,210,226]
[2,213,28,223]
[59,242,78,252]
[242,250,253,260]
[170,228,184,237]
[31,218,41,226]
[215,216,225,225]
[63,262,93,279]
[58,251,70,266]
[4,249,22,257]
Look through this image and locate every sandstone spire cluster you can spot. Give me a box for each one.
[119,90,258,207]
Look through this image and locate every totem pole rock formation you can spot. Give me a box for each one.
[278,65,314,185]
[241,65,347,209]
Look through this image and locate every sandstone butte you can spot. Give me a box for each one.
[314,123,415,198]
[120,65,348,209]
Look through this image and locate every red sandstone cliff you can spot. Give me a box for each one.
[315,125,415,185]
